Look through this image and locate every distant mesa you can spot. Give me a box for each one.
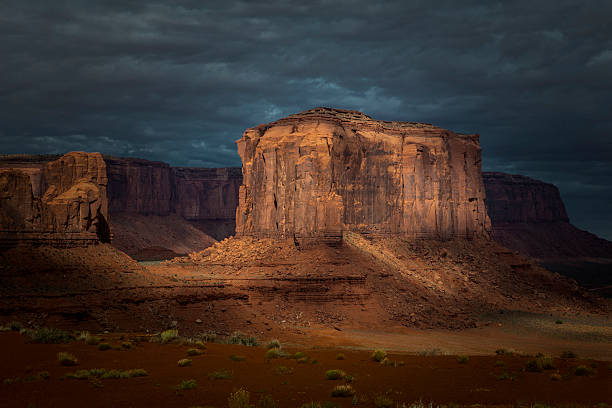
[236,107,491,244]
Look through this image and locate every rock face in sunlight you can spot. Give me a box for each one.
[0,152,110,247]
[236,107,491,244]
[484,172,612,259]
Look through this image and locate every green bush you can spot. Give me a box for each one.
[293,351,306,359]
[230,354,246,362]
[178,358,192,367]
[207,370,232,380]
[555,319,563,324]
[57,352,78,366]
[330,384,355,397]
[267,339,281,349]
[228,388,250,408]
[374,395,393,408]
[498,371,514,381]
[229,332,258,347]
[574,365,595,376]
[265,348,280,360]
[187,348,204,356]
[457,355,469,364]
[26,327,73,344]
[98,343,112,351]
[65,368,147,380]
[325,369,346,380]
[121,342,132,349]
[176,379,197,390]
[9,321,23,331]
[336,353,345,360]
[371,349,387,362]
[160,329,179,343]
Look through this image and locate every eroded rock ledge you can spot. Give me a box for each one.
[236,107,491,243]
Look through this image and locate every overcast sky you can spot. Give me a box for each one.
[1,1,611,239]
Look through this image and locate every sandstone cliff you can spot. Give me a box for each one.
[236,107,491,243]
[0,152,110,247]
[483,172,612,260]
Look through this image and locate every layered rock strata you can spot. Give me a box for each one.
[483,172,612,260]
[236,107,491,243]
[0,152,110,247]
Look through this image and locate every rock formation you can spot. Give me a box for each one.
[236,107,491,243]
[0,152,110,247]
[483,172,612,260]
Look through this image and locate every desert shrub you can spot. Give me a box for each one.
[98,343,111,351]
[525,356,555,372]
[208,370,233,380]
[37,371,50,380]
[325,369,346,380]
[202,332,217,343]
[257,394,278,408]
[230,354,246,362]
[26,327,73,344]
[498,371,514,381]
[555,319,563,324]
[379,357,394,366]
[495,348,514,356]
[336,353,345,360]
[76,331,89,341]
[343,374,354,383]
[57,352,78,366]
[561,351,577,359]
[176,379,197,390]
[297,356,310,364]
[178,359,192,367]
[550,372,562,381]
[331,384,355,397]
[267,339,281,349]
[193,340,206,349]
[265,348,280,360]
[84,334,101,345]
[187,348,204,356]
[292,351,306,359]
[300,403,322,408]
[371,349,387,362]
[121,342,132,349]
[418,348,442,356]
[229,332,258,347]
[574,365,595,376]
[374,395,393,408]
[275,366,294,375]
[456,355,469,364]
[160,329,179,343]
[8,321,23,331]
[495,360,505,367]
[64,368,147,380]
[228,388,250,408]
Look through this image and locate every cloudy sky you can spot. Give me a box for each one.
[1,1,611,239]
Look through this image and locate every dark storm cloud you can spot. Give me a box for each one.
[1,0,611,238]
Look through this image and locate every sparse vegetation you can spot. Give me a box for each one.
[178,358,192,367]
[229,331,258,347]
[207,370,233,380]
[65,368,147,380]
[121,342,132,349]
[498,371,514,381]
[275,366,294,375]
[300,403,322,408]
[25,327,73,344]
[561,351,578,359]
[555,319,563,324]
[267,339,281,349]
[257,394,278,408]
[374,394,393,408]
[495,360,505,367]
[98,342,112,351]
[574,365,595,376]
[331,384,355,397]
[57,352,78,366]
[265,348,280,360]
[495,348,514,356]
[456,355,469,364]
[550,372,563,381]
[325,369,346,380]
[525,356,555,372]
[160,329,179,343]
[187,348,204,356]
[228,388,250,408]
[336,353,345,360]
[230,354,246,362]
[176,379,197,390]
[371,349,387,362]
[418,348,442,356]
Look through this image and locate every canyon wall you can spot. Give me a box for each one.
[236,107,491,243]
[483,172,612,259]
[0,152,110,247]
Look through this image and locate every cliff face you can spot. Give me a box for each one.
[0,152,110,247]
[483,172,612,260]
[104,156,174,216]
[236,107,491,243]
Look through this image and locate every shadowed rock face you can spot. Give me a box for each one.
[0,152,110,246]
[236,107,491,243]
[483,172,612,260]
